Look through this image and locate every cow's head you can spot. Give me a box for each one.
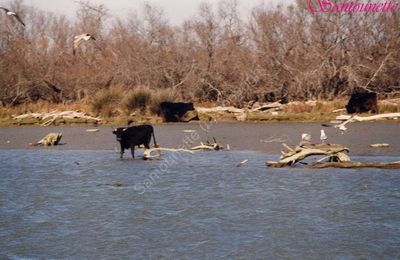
[112,127,127,141]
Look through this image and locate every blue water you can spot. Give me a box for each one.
[0,149,400,259]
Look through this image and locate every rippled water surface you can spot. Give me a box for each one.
[1,149,400,259]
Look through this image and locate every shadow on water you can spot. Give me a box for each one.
[0,149,400,258]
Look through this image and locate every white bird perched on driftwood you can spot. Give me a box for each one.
[301,133,312,142]
[0,7,25,27]
[73,33,96,55]
[320,129,328,144]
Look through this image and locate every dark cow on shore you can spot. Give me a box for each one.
[112,125,158,159]
[346,92,378,114]
[160,102,198,122]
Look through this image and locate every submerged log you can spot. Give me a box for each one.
[309,161,400,169]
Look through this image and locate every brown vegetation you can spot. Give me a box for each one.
[1,0,400,113]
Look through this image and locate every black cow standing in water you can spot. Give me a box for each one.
[112,125,158,158]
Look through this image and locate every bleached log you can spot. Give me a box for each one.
[13,113,43,120]
[336,113,400,122]
[196,106,244,114]
[143,147,195,159]
[86,129,100,132]
[370,143,389,148]
[334,112,400,131]
[251,102,282,112]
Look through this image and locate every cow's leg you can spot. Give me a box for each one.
[131,146,135,158]
[120,146,124,159]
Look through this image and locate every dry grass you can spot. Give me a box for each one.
[378,101,400,113]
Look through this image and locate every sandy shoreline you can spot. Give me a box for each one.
[0,122,399,156]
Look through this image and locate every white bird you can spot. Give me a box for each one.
[73,33,96,55]
[0,7,25,27]
[320,129,328,144]
[301,133,312,142]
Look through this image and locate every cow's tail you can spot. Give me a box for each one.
[152,129,158,148]
[152,128,161,158]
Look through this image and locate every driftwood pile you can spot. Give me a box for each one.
[13,111,101,126]
[196,102,284,121]
[267,141,400,169]
[267,142,350,168]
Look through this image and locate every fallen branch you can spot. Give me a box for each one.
[143,147,195,159]
[251,102,282,112]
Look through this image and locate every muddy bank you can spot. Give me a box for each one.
[0,122,399,156]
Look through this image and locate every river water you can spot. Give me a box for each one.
[1,147,400,258]
[1,122,400,258]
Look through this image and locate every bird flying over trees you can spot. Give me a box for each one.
[0,7,25,27]
[73,33,96,55]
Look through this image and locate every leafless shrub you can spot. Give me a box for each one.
[124,86,152,113]
[91,86,123,117]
